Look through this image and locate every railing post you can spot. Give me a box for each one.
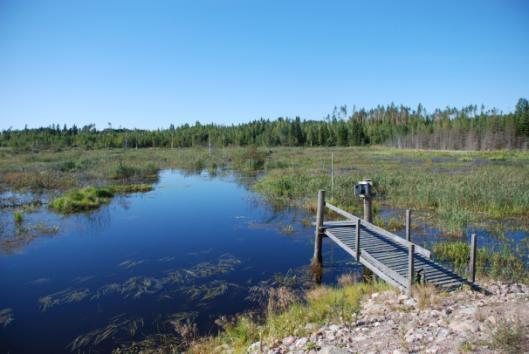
[405,209,411,242]
[363,197,372,223]
[407,243,415,297]
[469,233,477,283]
[312,190,325,267]
[355,218,361,261]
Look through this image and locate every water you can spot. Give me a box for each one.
[0,170,356,353]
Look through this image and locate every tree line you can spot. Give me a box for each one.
[2,98,529,151]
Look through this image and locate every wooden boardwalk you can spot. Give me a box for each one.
[313,191,476,294]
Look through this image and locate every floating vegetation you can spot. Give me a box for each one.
[183,280,237,302]
[0,308,14,328]
[91,283,122,300]
[38,288,90,311]
[166,311,198,333]
[186,254,241,279]
[158,256,176,262]
[118,259,145,269]
[1,222,59,254]
[68,314,144,351]
[120,277,165,299]
[72,275,95,284]
[112,334,181,354]
[281,224,295,235]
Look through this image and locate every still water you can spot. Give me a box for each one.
[0,170,356,353]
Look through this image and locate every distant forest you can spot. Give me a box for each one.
[2,98,529,151]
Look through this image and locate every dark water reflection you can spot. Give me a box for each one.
[0,170,357,353]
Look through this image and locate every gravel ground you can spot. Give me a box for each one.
[248,282,529,354]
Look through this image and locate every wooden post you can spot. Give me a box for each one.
[312,190,325,267]
[405,209,411,242]
[363,197,372,223]
[469,233,477,283]
[407,243,415,297]
[355,218,361,261]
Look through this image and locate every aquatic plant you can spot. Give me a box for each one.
[0,308,14,328]
[433,241,528,283]
[38,288,91,311]
[1,222,59,254]
[111,162,159,181]
[14,211,23,224]
[118,259,145,269]
[49,184,153,213]
[49,187,114,213]
[68,314,144,351]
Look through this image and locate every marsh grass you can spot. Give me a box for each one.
[50,186,114,213]
[253,147,529,234]
[14,211,23,224]
[190,281,389,353]
[432,241,528,282]
[49,184,153,213]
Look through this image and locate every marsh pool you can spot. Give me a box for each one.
[0,170,358,353]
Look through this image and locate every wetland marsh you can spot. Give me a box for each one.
[0,147,528,353]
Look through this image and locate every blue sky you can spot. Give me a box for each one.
[1,0,528,130]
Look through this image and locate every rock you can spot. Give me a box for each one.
[318,346,349,354]
[449,320,479,333]
[295,337,308,348]
[248,341,263,353]
[328,324,340,332]
[282,336,296,346]
[458,306,477,316]
[404,298,417,307]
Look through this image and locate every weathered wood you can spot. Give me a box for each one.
[355,219,361,260]
[317,198,474,293]
[363,197,372,223]
[312,190,325,266]
[361,250,407,286]
[405,209,411,242]
[407,244,415,297]
[324,230,404,290]
[325,203,359,222]
[469,233,477,283]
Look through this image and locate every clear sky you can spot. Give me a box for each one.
[1,0,528,130]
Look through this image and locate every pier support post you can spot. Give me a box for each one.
[405,209,411,242]
[355,219,361,261]
[363,197,372,223]
[312,190,325,267]
[469,233,477,283]
[407,244,415,297]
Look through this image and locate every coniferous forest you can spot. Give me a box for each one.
[2,98,529,151]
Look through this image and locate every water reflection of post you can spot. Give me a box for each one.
[311,190,325,283]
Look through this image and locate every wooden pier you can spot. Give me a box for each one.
[312,190,477,295]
